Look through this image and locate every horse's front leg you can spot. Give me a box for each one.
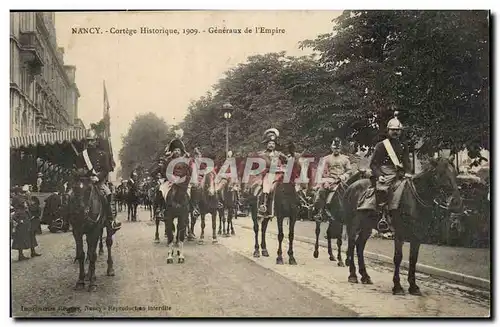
[251,201,260,257]
[87,233,99,292]
[356,227,373,284]
[98,229,104,255]
[287,213,297,265]
[127,204,131,221]
[211,209,218,244]
[276,216,284,264]
[166,214,175,264]
[106,226,115,276]
[198,213,206,244]
[392,231,405,295]
[260,217,270,257]
[313,218,321,259]
[73,231,85,290]
[154,213,160,243]
[346,220,358,283]
[408,239,422,295]
[336,231,345,267]
[228,206,235,235]
[327,222,335,261]
[218,208,223,235]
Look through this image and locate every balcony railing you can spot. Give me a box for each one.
[19,31,44,75]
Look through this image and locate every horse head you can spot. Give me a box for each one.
[203,171,217,197]
[421,156,463,213]
[70,178,102,222]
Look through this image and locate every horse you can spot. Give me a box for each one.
[127,182,139,222]
[312,169,367,265]
[198,171,219,244]
[67,177,115,291]
[342,156,463,295]
[217,179,238,237]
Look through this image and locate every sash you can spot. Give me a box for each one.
[82,150,94,172]
[382,139,401,168]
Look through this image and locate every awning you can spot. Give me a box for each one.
[10,129,89,148]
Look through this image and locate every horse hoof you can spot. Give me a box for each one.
[88,284,97,292]
[408,286,422,296]
[392,286,405,295]
[107,268,115,276]
[253,250,260,258]
[361,276,373,284]
[218,230,222,235]
[212,239,218,244]
[99,249,104,255]
[313,250,319,259]
[178,257,185,264]
[289,257,297,265]
[329,255,336,262]
[261,249,269,257]
[198,240,204,245]
[84,273,90,281]
[167,258,174,264]
[231,230,235,236]
[154,239,160,244]
[337,261,345,267]
[74,282,85,290]
[276,257,284,264]
[348,276,358,283]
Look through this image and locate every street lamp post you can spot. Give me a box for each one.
[222,103,234,158]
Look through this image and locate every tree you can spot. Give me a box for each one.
[299,10,490,157]
[118,113,174,179]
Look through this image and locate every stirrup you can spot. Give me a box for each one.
[259,204,267,214]
[111,220,122,230]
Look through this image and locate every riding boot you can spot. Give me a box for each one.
[107,195,121,231]
[259,193,269,215]
[375,191,389,232]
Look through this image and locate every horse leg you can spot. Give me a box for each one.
[218,209,223,235]
[198,213,206,244]
[229,207,235,235]
[87,233,99,292]
[154,215,160,243]
[313,219,321,259]
[336,234,344,267]
[276,216,284,264]
[251,203,260,257]
[287,214,297,265]
[190,211,197,239]
[127,204,131,221]
[408,239,422,295]
[73,232,85,290]
[327,222,335,261]
[356,227,373,284]
[166,215,175,264]
[260,217,270,257]
[106,226,115,276]
[178,213,186,263]
[98,229,104,255]
[392,232,405,295]
[347,223,358,283]
[211,209,218,243]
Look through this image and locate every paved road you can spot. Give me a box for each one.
[11,209,490,317]
[232,216,490,280]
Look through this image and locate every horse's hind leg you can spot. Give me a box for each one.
[166,215,175,264]
[154,215,160,243]
[177,213,187,263]
[87,233,99,292]
[98,229,104,255]
[356,227,373,284]
[346,222,358,283]
[198,213,206,244]
[105,227,115,276]
[276,216,284,264]
[218,210,223,235]
[408,239,422,295]
[313,218,321,259]
[229,207,235,235]
[326,222,335,261]
[336,235,344,267]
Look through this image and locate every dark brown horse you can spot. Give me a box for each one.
[198,171,219,244]
[217,179,238,237]
[342,157,462,295]
[68,177,115,292]
[312,169,367,265]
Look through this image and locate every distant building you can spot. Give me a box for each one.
[10,12,81,137]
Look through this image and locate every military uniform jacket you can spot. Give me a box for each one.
[80,146,112,182]
[257,149,287,174]
[369,138,411,178]
[322,154,352,179]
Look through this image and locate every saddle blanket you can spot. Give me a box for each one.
[357,179,408,211]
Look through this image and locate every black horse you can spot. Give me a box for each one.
[312,169,367,265]
[217,178,238,237]
[68,177,115,292]
[127,182,139,222]
[342,157,462,295]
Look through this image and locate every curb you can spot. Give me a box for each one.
[235,223,490,291]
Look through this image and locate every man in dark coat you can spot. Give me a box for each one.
[80,130,121,231]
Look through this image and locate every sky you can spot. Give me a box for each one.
[54,10,341,178]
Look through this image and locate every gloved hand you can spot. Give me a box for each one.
[90,176,99,183]
[404,173,413,179]
[378,176,387,183]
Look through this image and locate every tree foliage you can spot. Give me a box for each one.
[118,113,175,179]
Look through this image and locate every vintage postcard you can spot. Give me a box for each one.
[9,10,490,318]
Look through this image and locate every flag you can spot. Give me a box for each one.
[103,80,116,171]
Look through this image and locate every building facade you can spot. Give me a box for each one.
[10,12,83,137]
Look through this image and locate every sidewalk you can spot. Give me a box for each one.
[231,216,490,282]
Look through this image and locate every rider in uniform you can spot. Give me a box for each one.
[82,130,121,231]
[369,111,412,231]
[313,137,353,221]
[257,128,288,216]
